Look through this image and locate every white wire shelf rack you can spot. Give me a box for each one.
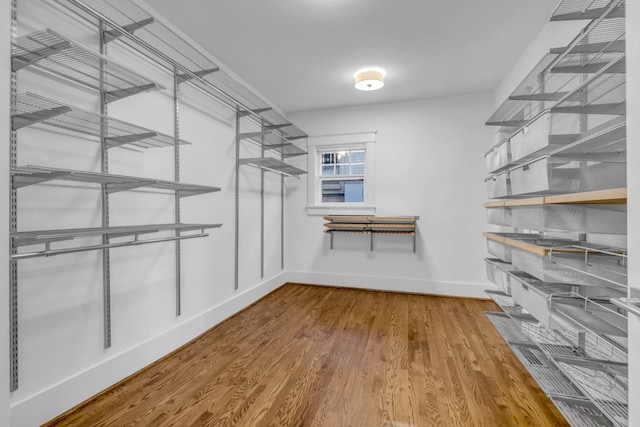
[550,292,628,339]
[552,356,628,426]
[486,113,626,175]
[485,311,615,426]
[551,54,626,116]
[551,0,625,21]
[487,310,626,426]
[11,223,221,259]
[238,157,307,178]
[237,130,307,159]
[11,165,221,197]
[484,290,533,317]
[486,1,625,128]
[549,245,628,289]
[504,293,628,363]
[13,92,192,149]
[12,29,163,102]
[52,0,308,140]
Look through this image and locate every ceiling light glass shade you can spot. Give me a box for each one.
[354,70,384,91]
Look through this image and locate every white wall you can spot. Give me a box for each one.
[286,92,495,298]
[7,1,288,425]
[1,0,12,425]
[626,0,639,425]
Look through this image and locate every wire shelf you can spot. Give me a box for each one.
[53,0,308,140]
[551,0,625,21]
[486,4,625,128]
[551,395,615,427]
[550,292,628,339]
[485,312,587,399]
[13,92,192,149]
[553,357,628,427]
[11,165,221,197]
[238,157,307,177]
[550,115,625,162]
[11,223,222,259]
[238,129,307,158]
[12,29,163,102]
[549,245,627,289]
[551,55,626,117]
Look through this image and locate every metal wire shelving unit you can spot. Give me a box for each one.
[13,92,193,148]
[38,0,311,294]
[11,165,221,196]
[12,28,163,102]
[482,1,629,424]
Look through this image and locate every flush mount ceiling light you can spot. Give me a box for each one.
[354,69,385,91]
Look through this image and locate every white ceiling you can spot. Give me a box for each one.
[145,0,560,113]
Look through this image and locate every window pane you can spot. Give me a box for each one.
[337,151,350,164]
[344,181,364,202]
[351,163,365,174]
[322,153,334,164]
[322,179,364,203]
[321,165,335,176]
[350,150,365,163]
[336,165,350,175]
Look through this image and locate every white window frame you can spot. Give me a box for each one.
[306,131,376,216]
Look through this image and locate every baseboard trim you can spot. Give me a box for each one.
[283,271,492,299]
[12,273,288,427]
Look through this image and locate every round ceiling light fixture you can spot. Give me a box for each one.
[354,69,385,91]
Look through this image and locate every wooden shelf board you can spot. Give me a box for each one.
[483,188,626,208]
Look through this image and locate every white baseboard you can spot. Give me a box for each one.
[10,273,287,427]
[283,271,492,298]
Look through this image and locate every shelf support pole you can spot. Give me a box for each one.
[99,20,112,350]
[234,109,240,291]
[260,118,265,279]
[9,0,19,392]
[174,65,182,317]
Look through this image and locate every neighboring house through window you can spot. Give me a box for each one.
[306,131,376,216]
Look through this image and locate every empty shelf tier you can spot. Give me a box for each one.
[53,0,308,139]
[11,223,222,259]
[236,129,307,158]
[12,29,163,102]
[551,295,628,338]
[552,55,626,117]
[550,0,625,21]
[11,165,221,197]
[549,116,626,162]
[12,92,193,149]
[238,157,307,177]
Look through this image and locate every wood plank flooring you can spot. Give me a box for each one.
[44,284,568,426]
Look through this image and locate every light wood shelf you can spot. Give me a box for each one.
[483,188,626,208]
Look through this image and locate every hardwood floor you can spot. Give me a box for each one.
[44,284,568,426]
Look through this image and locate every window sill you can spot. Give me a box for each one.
[305,205,376,216]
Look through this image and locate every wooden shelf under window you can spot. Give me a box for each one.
[323,215,419,252]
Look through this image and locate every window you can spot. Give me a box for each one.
[306,132,376,215]
[320,149,365,203]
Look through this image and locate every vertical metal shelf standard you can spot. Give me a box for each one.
[234,107,308,290]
